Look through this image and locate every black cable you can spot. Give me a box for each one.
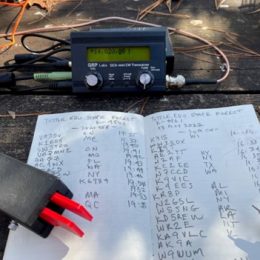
[4,5,20,36]
[14,54,64,64]
[49,81,72,90]
[0,72,72,92]
[0,86,51,94]
[8,48,71,72]
[17,48,70,65]
[15,86,52,92]
[15,75,34,81]
[0,63,16,70]
[0,33,72,91]
[12,84,72,93]
[0,61,70,71]
[185,79,218,85]
[21,33,70,53]
[0,34,71,71]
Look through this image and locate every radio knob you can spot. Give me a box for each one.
[84,73,103,89]
[137,71,154,90]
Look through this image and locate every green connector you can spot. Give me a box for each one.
[33,72,72,81]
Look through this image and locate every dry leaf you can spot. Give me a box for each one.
[28,0,56,11]
[8,111,16,119]
[165,0,172,13]
[190,20,203,26]
[215,0,226,10]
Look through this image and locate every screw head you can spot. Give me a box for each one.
[8,220,18,231]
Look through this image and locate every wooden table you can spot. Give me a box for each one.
[0,0,259,258]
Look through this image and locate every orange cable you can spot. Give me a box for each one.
[0,0,30,50]
[0,1,24,7]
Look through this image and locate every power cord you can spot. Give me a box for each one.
[21,33,70,53]
[0,33,71,72]
[2,48,71,72]
[0,33,72,93]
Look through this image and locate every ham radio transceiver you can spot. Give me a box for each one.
[71,27,174,93]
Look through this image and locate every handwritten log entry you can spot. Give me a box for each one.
[4,105,260,260]
[145,105,260,260]
[5,112,153,260]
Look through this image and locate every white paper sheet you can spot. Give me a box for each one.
[4,111,153,260]
[145,105,260,260]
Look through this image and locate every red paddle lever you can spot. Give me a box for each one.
[39,192,93,237]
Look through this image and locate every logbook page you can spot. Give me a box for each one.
[145,105,260,260]
[4,111,153,260]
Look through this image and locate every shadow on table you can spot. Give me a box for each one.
[229,235,260,260]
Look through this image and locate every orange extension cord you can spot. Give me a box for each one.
[0,0,30,50]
